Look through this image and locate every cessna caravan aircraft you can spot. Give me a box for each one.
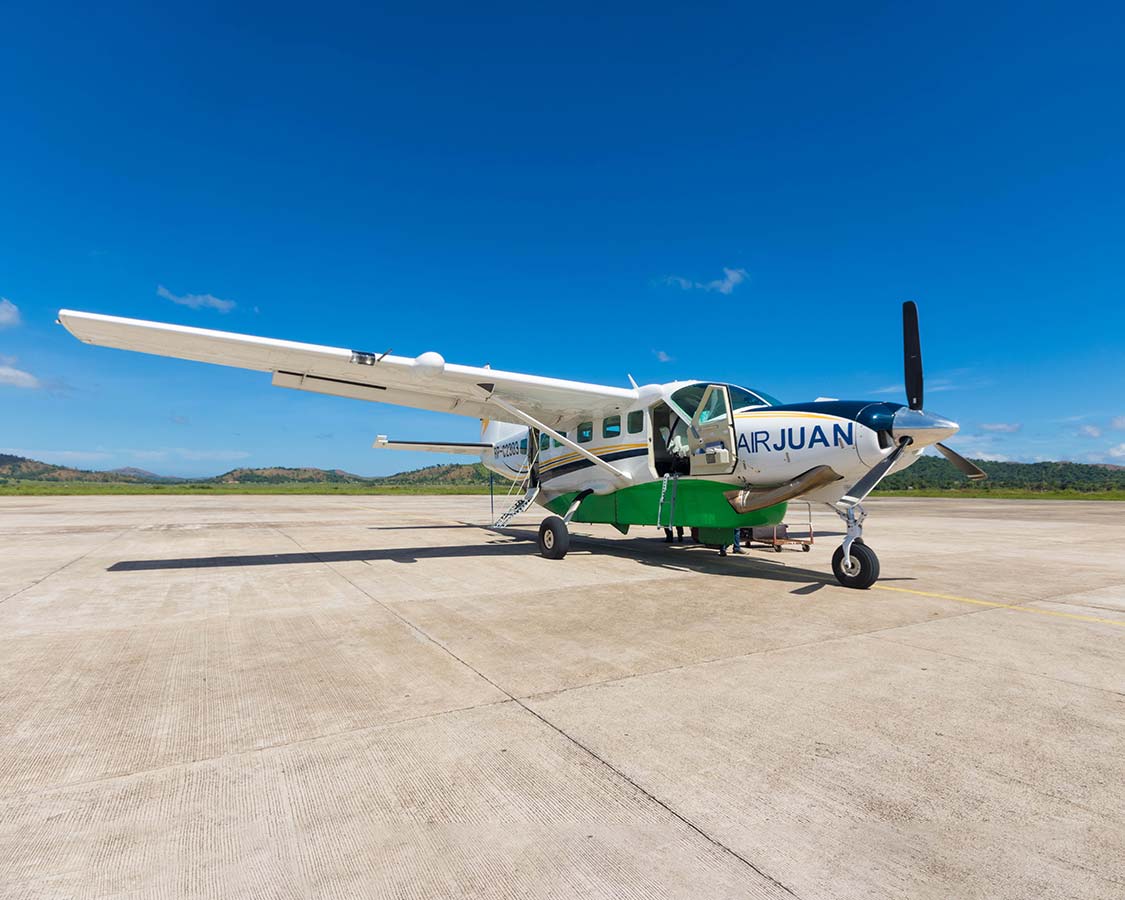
[58,302,983,588]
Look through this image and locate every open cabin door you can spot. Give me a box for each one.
[689,384,737,476]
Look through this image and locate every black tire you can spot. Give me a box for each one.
[831,543,880,589]
[774,545,783,553]
[538,516,569,560]
[802,544,811,552]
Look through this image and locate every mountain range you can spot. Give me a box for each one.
[1,453,1123,491]
[0,454,492,485]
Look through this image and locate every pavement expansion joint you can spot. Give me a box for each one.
[0,697,517,801]
[274,522,804,897]
[0,527,130,606]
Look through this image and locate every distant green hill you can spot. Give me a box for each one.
[877,455,1125,493]
[212,466,374,484]
[0,454,152,483]
[0,454,494,486]
[376,462,493,485]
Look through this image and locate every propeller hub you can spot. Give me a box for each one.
[891,408,958,448]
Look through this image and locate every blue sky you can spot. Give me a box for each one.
[2,2,1123,476]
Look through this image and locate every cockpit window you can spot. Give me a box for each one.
[729,385,780,409]
[672,383,780,416]
[669,384,708,418]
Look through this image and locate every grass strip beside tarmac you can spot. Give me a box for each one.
[1,481,1123,500]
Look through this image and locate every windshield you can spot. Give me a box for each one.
[729,385,780,408]
[671,383,780,417]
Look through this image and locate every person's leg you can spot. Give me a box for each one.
[664,527,673,543]
[676,526,684,543]
[732,528,743,553]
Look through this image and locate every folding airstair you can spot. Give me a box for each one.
[492,436,541,527]
[493,483,541,527]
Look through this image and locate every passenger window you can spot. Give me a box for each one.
[603,415,621,439]
[539,433,550,451]
[519,438,528,452]
[554,432,566,448]
[627,410,644,434]
[577,422,593,443]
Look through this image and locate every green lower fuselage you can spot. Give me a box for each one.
[544,478,786,545]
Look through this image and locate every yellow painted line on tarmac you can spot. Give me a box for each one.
[871,584,1125,628]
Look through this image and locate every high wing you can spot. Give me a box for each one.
[58,310,637,426]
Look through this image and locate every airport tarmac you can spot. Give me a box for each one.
[0,494,1122,899]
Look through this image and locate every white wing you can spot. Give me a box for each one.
[58,310,637,426]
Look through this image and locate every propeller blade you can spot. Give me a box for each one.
[903,300,923,410]
[837,439,911,508]
[935,442,988,480]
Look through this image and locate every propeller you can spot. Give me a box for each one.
[838,437,912,508]
[903,300,923,410]
[935,442,987,480]
[837,301,987,508]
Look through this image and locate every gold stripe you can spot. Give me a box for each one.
[872,584,1125,628]
[539,442,648,473]
[735,412,842,421]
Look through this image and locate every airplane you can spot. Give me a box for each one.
[57,301,984,589]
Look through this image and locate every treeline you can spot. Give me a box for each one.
[877,456,1125,492]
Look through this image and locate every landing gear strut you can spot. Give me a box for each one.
[832,504,880,589]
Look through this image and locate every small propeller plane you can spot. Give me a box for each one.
[58,301,983,588]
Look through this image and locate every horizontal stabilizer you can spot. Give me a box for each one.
[373,436,491,455]
[725,465,843,514]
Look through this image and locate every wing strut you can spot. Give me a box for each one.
[489,396,632,485]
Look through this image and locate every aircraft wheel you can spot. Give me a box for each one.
[538,516,569,560]
[774,545,783,553]
[802,544,811,552]
[832,543,880,589]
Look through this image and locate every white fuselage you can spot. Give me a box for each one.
[480,383,923,508]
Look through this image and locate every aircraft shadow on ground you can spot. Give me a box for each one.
[108,524,912,587]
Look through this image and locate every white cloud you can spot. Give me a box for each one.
[1112,416,1125,430]
[0,363,41,389]
[975,452,1009,461]
[1079,425,1103,438]
[1108,444,1125,459]
[654,349,673,363]
[664,267,748,295]
[0,298,21,328]
[980,423,1021,433]
[157,284,236,313]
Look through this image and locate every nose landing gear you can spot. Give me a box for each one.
[832,504,880,589]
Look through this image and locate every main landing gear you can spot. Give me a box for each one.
[536,490,591,560]
[831,504,880,589]
[537,516,569,559]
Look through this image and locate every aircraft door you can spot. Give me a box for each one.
[688,384,737,476]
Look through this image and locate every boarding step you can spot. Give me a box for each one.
[493,484,541,527]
